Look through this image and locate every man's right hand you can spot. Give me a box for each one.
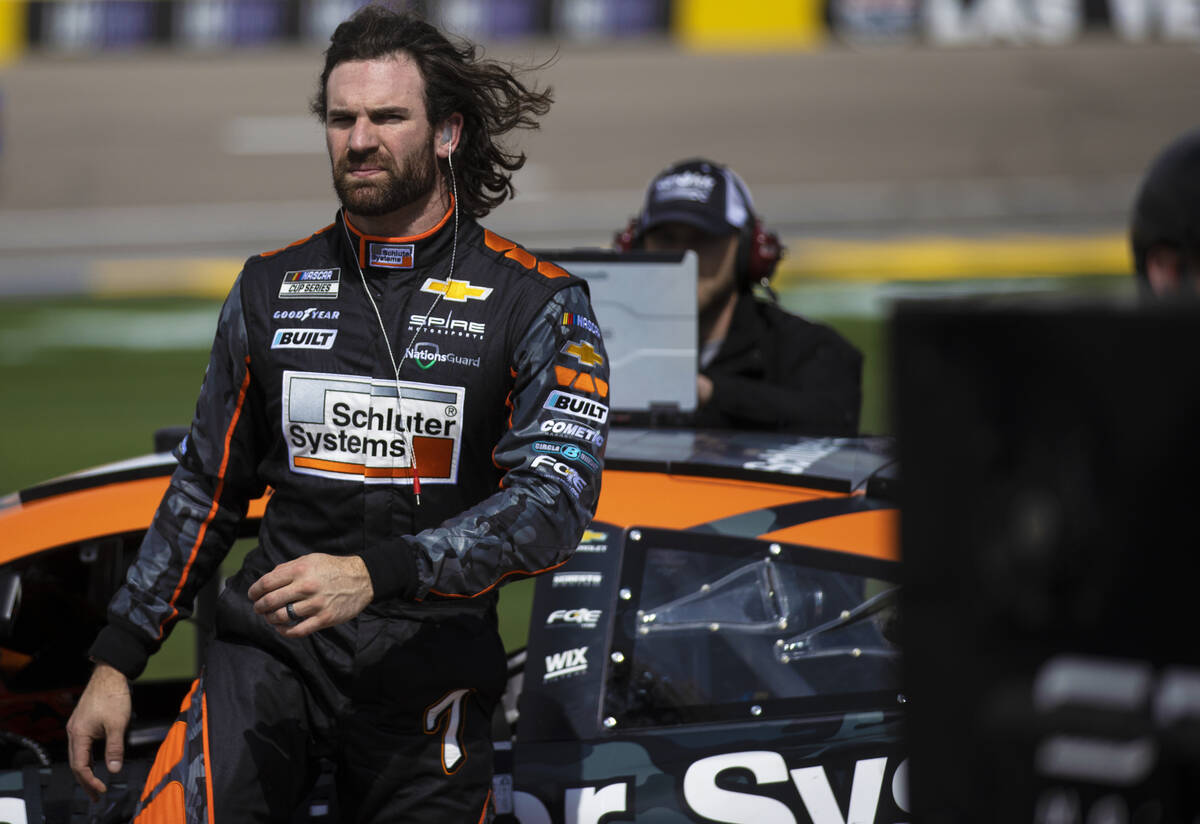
[66,661,131,800]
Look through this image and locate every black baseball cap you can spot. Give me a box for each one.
[636,158,756,238]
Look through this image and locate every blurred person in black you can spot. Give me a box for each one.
[616,158,862,434]
[65,6,607,822]
[1132,128,1200,298]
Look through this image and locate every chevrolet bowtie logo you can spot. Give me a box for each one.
[562,341,604,367]
[420,278,493,302]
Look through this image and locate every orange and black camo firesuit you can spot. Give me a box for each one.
[89,204,610,822]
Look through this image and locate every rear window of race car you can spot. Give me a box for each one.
[604,528,902,728]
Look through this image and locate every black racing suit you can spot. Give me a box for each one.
[695,292,861,435]
[89,205,610,822]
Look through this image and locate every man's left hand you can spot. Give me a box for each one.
[248,554,375,638]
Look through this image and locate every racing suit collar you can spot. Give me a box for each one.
[340,198,456,273]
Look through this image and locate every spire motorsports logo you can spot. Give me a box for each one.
[281,370,464,484]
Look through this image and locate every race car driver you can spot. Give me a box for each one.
[65,7,609,822]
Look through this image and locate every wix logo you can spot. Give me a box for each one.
[544,646,588,681]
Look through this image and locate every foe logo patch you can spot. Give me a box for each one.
[280,269,340,299]
[281,370,464,485]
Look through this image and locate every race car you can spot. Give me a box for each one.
[0,426,902,823]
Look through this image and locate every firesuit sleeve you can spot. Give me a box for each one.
[88,276,267,679]
[360,283,609,601]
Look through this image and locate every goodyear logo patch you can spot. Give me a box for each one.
[368,243,414,269]
[421,278,493,302]
[280,269,340,299]
[272,329,337,350]
[281,370,464,485]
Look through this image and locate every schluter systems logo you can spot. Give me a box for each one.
[281,370,464,484]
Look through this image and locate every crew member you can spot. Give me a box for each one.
[617,158,861,433]
[66,7,608,822]
[1131,128,1200,298]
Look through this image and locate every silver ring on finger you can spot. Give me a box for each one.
[286,602,299,623]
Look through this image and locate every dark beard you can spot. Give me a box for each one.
[332,140,438,218]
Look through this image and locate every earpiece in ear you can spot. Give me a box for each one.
[442,125,453,145]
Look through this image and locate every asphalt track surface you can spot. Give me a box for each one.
[1,38,1199,294]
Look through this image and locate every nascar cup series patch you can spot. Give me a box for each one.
[280,269,340,299]
[281,370,464,484]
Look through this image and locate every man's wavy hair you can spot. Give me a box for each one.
[311,5,553,219]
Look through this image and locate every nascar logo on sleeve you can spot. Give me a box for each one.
[543,390,608,425]
[280,269,340,299]
[561,312,601,337]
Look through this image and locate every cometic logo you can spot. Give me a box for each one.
[271,329,337,350]
[544,391,608,425]
[540,419,605,447]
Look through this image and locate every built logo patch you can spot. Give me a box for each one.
[280,269,340,299]
[281,370,464,485]
[272,329,337,350]
[544,390,608,425]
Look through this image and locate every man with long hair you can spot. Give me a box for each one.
[66,6,608,821]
